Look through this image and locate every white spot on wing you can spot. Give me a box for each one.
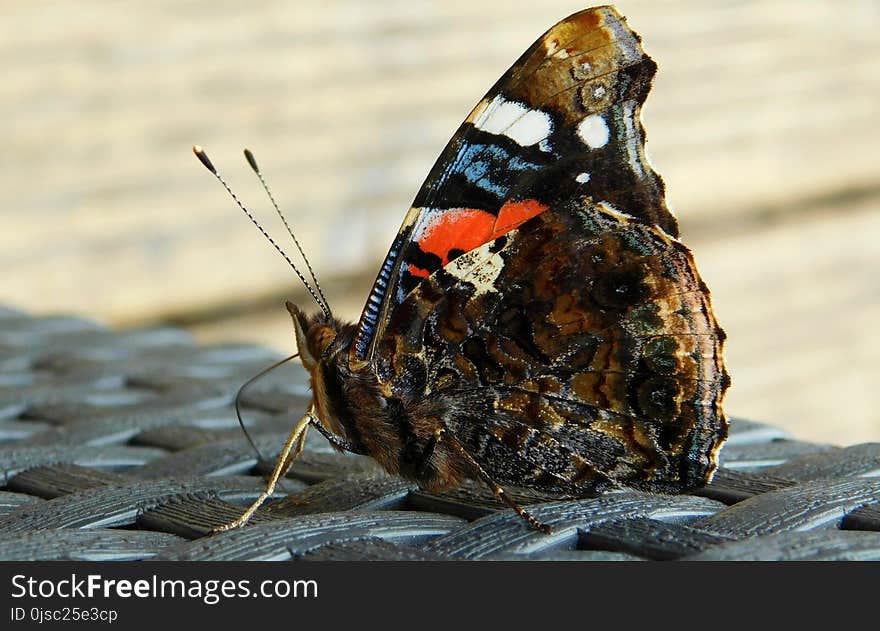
[576,114,610,149]
[508,108,554,146]
[575,172,591,183]
[444,242,506,296]
[472,95,552,147]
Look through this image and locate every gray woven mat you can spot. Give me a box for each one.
[1,305,878,561]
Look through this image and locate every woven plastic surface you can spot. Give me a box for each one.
[1,305,879,561]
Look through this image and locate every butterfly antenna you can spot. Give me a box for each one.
[243,148,331,316]
[234,352,301,462]
[193,145,330,318]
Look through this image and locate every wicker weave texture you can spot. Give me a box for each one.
[1,305,878,561]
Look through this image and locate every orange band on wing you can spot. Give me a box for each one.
[492,199,549,238]
[418,208,495,267]
[409,200,548,277]
[407,263,431,279]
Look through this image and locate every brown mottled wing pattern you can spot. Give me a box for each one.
[364,7,729,495]
[376,201,729,495]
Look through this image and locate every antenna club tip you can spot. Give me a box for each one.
[193,145,217,174]
[244,148,260,174]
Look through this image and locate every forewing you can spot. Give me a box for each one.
[374,202,729,495]
[352,7,674,363]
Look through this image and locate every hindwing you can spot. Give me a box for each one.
[374,201,728,493]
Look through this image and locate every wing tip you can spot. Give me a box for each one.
[543,5,648,66]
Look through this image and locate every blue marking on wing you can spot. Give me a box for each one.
[459,143,540,198]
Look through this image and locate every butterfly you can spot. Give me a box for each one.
[197,6,729,532]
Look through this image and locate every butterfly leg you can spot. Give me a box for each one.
[213,412,312,533]
[435,428,552,534]
[278,423,309,473]
[414,431,439,478]
[309,417,370,455]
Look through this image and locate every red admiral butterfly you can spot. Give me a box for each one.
[196,6,729,532]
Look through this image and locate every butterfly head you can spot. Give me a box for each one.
[286,300,341,372]
[286,299,357,442]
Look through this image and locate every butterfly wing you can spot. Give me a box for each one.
[348,6,729,493]
[351,6,674,364]
[375,200,729,494]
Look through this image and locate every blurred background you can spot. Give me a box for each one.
[2,0,878,445]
